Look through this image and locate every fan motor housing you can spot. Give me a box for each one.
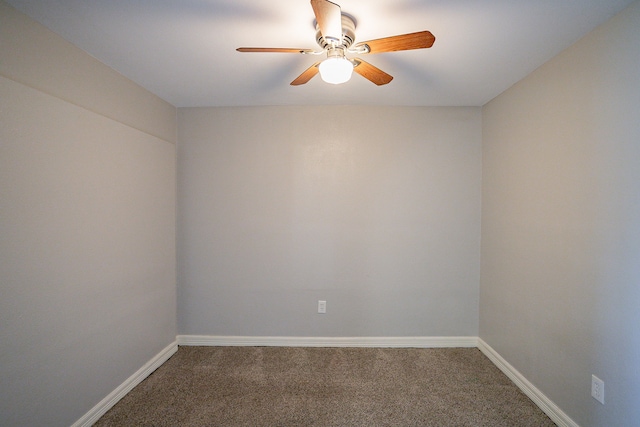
[315,14,356,49]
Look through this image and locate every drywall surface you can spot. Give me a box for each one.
[178,106,481,337]
[480,2,640,426]
[0,1,176,143]
[0,3,177,426]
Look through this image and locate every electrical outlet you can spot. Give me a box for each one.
[318,300,326,314]
[591,375,605,404]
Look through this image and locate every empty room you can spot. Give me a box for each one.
[1,0,638,426]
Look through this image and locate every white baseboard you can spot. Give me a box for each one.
[176,335,478,348]
[71,341,178,427]
[477,338,579,427]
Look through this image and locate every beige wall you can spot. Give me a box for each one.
[480,2,640,426]
[178,106,482,337]
[0,1,175,144]
[0,2,177,426]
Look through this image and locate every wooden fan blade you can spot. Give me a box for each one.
[291,62,321,86]
[354,31,435,54]
[237,47,314,54]
[353,59,393,86]
[310,0,342,44]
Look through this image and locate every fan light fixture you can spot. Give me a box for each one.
[319,47,353,84]
[319,57,353,84]
[236,0,436,87]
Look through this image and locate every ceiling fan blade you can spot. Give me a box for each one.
[291,62,321,86]
[236,47,314,54]
[310,0,342,44]
[353,59,393,86]
[354,31,435,54]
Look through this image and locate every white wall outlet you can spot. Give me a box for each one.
[317,300,326,314]
[591,375,605,404]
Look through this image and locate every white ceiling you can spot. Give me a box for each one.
[6,0,635,107]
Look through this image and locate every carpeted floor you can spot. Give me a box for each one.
[95,346,556,426]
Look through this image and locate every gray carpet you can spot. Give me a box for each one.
[95,346,556,426]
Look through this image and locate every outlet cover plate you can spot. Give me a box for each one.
[318,300,326,314]
[591,375,605,404]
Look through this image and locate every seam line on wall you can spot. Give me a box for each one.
[0,71,176,145]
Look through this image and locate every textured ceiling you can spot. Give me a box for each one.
[5,0,636,107]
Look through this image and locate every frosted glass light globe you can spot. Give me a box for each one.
[319,57,354,84]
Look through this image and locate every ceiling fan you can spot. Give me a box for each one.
[236,0,435,86]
